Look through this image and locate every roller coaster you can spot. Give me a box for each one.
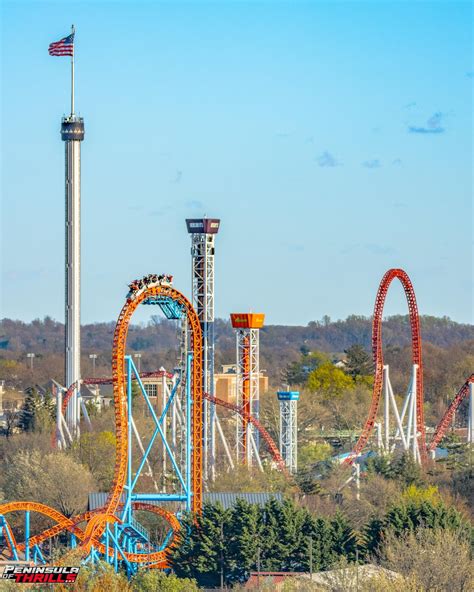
[346,268,473,463]
[0,269,472,572]
[0,275,287,572]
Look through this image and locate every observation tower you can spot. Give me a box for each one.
[230,313,265,465]
[57,28,84,435]
[186,218,220,479]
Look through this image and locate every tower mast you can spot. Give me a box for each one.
[62,24,84,434]
[186,218,220,480]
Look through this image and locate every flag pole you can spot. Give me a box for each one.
[71,24,75,116]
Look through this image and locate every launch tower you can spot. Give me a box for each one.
[186,218,220,479]
[230,313,265,465]
[62,91,84,433]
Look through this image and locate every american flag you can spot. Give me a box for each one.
[48,33,74,57]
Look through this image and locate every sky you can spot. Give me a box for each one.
[1,0,473,326]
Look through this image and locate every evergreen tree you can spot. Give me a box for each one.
[19,388,55,432]
[313,516,335,570]
[170,503,230,588]
[364,499,472,555]
[344,344,373,378]
[227,499,260,582]
[330,511,358,562]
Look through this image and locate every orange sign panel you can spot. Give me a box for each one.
[230,313,265,329]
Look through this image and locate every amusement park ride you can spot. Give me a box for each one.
[0,33,472,575]
[1,269,472,572]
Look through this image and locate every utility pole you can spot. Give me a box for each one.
[256,546,261,587]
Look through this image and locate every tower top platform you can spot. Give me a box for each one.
[230,313,265,329]
[61,116,84,141]
[277,391,300,401]
[186,218,220,234]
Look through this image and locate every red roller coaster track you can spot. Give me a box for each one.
[428,374,474,452]
[348,268,426,461]
[57,382,289,476]
[348,268,473,461]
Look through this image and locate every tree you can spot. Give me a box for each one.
[18,388,55,432]
[0,409,19,438]
[227,499,261,582]
[73,431,116,490]
[131,571,199,591]
[364,499,472,556]
[344,344,373,379]
[307,362,354,398]
[171,503,231,588]
[284,351,328,386]
[2,450,96,518]
[330,511,358,562]
[381,528,473,592]
[298,442,332,470]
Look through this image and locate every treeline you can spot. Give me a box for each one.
[171,496,472,588]
[2,314,473,355]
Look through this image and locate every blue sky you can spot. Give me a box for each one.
[1,1,472,326]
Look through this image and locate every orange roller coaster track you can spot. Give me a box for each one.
[1,280,202,566]
[0,501,180,568]
[82,283,203,549]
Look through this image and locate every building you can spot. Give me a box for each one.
[214,364,269,404]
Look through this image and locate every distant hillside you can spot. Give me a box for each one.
[1,315,472,393]
[1,313,473,363]
[1,314,472,354]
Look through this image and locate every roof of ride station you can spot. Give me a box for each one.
[88,492,283,512]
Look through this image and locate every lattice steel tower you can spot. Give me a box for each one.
[62,113,84,434]
[277,391,299,474]
[230,313,265,465]
[186,218,220,479]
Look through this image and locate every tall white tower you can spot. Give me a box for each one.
[186,218,220,479]
[277,391,299,474]
[62,115,84,433]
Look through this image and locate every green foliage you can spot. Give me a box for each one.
[172,502,231,588]
[131,570,198,591]
[344,344,373,378]
[366,453,424,487]
[18,388,55,432]
[298,442,333,469]
[307,361,354,398]
[363,498,472,556]
[401,485,441,506]
[285,351,328,386]
[170,498,359,586]
[72,431,116,490]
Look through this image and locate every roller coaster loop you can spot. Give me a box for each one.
[0,279,203,571]
[347,268,427,462]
